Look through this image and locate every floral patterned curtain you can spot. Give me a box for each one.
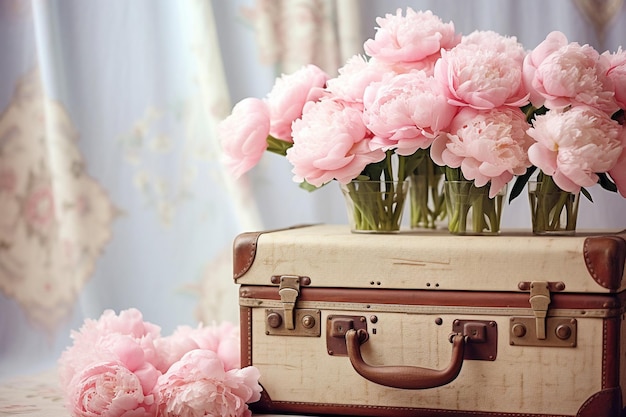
[240,0,361,74]
[0,0,257,379]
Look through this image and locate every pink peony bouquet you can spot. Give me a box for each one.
[58,308,262,417]
[218,8,463,190]
[218,7,626,233]
[513,31,626,197]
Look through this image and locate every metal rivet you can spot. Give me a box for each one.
[301,315,315,329]
[512,323,526,337]
[434,317,443,325]
[267,312,282,328]
[555,324,572,340]
[370,315,378,324]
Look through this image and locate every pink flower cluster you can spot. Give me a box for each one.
[58,309,262,417]
[523,31,626,195]
[219,7,626,199]
[427,30,534,197]
[218,64,329,178]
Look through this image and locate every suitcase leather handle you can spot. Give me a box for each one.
[345,329,466,389]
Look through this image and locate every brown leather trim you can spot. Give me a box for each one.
[251,400,571,416]
[576,387,622,417]
[233,231,262,281]
[240,285,624,313]
[603,317,621,389]
[583,235,626,291]
[232,224,314,280]
[239,306,252,368]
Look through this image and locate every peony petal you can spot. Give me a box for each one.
[528,143,557,175]
[429,134,448,167]
[552,171,582,193]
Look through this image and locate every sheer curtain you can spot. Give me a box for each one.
[0,0,254,379]
[1,0,625,382]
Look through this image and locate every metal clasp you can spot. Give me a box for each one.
[265,275,320,337]
[518,281,565,340]
[278,275,300,330]
[512,281,576,347]
[529,281,551,340]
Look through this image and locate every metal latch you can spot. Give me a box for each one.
[518,281,564,340]
[278,275,300,330]
[529,281,550,339]
[512,281,576,348]
[265,275,320,337]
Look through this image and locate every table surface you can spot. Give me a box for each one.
[0,369,305,417]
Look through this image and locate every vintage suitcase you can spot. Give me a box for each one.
[233,224,626,417]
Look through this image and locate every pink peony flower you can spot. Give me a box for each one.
[59,309,162,391]
[325,55,392,109]
[266,64,330,140]
[433,30,529,110]
[527,105,624,192]
[67,361,158,417]
[154,350,262,417]
[363,8,460,74]
[286,99,386,186]
[431,106,533,197]
[59,310,253,417]
[363,70,457,155]
[523,31,618,114]
[154,322,240,373]
[604,47,626,110]
[218,97,271,179]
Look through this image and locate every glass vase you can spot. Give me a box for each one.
[444,181,506,235]
[528,178,580,235]
[408,164,446,230]
[340,180,409,233]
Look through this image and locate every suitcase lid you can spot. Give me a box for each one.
[233,224,626,293]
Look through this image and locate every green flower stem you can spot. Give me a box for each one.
[409,154,446,229]
[530,174,579,234]
[266,135,293,156]
[343,180,408,232]
[472,189,484,232]
[445,179,503,235]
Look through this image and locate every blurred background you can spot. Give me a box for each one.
[1,0,625,379]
